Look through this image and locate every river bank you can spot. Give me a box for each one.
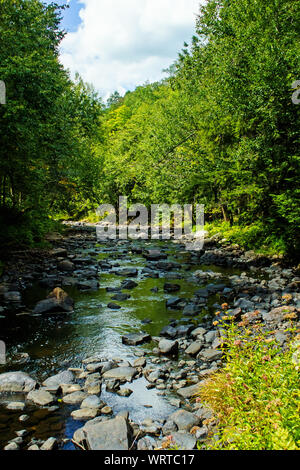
[0,224,299,450]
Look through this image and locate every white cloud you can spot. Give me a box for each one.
[60,0,201,99]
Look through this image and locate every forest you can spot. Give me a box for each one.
[0,0,299,257]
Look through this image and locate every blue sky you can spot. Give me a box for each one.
[43,0,83,31]
[43,0,202,99]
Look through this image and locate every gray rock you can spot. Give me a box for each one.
[166,297,182,309]
[177,383,200,399]
[122,333,151,346]
[198,348,222,362]
[114,268,138,277]
[141,423,161,435]
[185,342,202,356]
[169,398,181,408]
[195,426,208,440]
[146,369,165,383]
[9,437,23,445]
[60,383,82,395]
[234,298,254,311]
[58,260,74,272]
[169,409,199,432]
[162,420,178,436]
[101,406,113,415]
[83,416,129,450]
[27,390,54,406]
[19,414,29,422]
[116,411,130,421]
[121,280,138,290]
[28,444,40,450]
[80,395,102,409]
[86,381,101,395]
[191,327,206,338]
[144,250,167,261]
[194,405,213,422]
[103,367,137,382]
[33,288,74,315]
[107,303,121,310]
[160,325,178,338]
[40,437,58,451]
[27,444,40,450]
[176,324,194,337]
[262,306,298,323]
[111,293,131,301]
[137,436,158,450]
[183,304,201,317]
[86,362,103,373]
[77,280,99,291]
[4,442,19,450]
[6,402,26,411]
[158,339,178,355]
[169,432,196,450]
[133,357,147,368]
[62,391,88,404]
[43,370,74,392]
[105,379,120,392]
[71,408,98,420]
[0,371,36,393]
[205,330,217,343]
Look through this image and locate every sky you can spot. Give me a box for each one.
[43,0,201,99]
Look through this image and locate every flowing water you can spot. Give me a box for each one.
[0,237,244,449]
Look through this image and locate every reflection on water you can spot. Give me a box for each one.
[0,239,243,449]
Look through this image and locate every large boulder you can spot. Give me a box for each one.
[62,391,88,405]
[74,416,130,450]
[33,288,74,315]
[42,370,74,392]
[103,367,137,383]
[27,390,54,406]
[0,371,36,393]
[80,395,102,410]
[122,333,151,346]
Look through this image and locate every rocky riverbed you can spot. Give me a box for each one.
[0,224,299,450]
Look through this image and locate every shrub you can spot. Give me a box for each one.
[197,321,300,450]
[205,221,286,256]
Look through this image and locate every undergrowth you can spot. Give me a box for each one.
[197,321,300,450]
[205,221,286,257]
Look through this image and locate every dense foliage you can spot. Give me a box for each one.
[0,0,299,256]
[97,0,300,256]
[0,0,103,246]
[197,320,300,450]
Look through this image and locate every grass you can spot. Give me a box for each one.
[197,320,300,450]
[205,221,286,257]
